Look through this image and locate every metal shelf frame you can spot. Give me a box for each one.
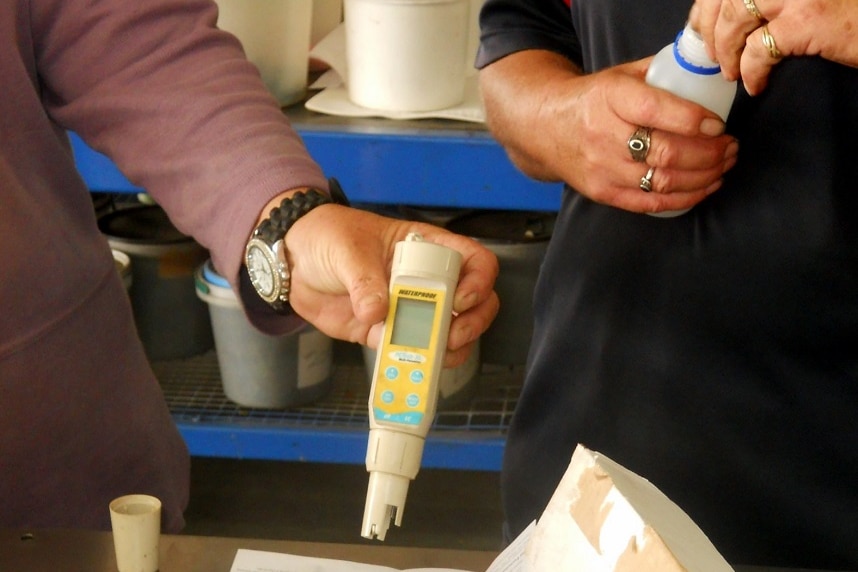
[153,352,523,472]
[70,106,563,211]
[72,106,556,470]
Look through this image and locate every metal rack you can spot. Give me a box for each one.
[73,107,558,471]
[153,351,523,472]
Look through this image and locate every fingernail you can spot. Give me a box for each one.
[455,291,477,311]
[359,292,384,311]
[700,117,726,136]
[725,140,739,159]
[705,179,723,194]
[722,153,738,173]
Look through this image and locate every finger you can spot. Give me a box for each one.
[689,0,722,60]
[624,158,731,196]
[346,272,390,325]
[639,130,738,172]
[611,63,727,138]
[447,291,500,351]
[713,0,766,80]
[418,231,500,315]
[741,23,784,95]
[443,339,478,369]
[365,321,384,350]
[615,182,717,215]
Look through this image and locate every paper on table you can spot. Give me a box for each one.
[230,549,480,572]
[305,25,486,123]
[228,523,533,572]
[484,521,533,572]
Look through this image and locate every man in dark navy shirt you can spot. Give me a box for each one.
[476,0,858,568]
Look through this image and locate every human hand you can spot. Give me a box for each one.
[480,52,738,214]
[690,0,858,95]
[283,205,500,367]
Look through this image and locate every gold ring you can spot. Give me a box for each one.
[743,0,764,20]
[639,167,655,192]
[761,24,782,59]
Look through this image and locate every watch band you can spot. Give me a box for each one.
[247,179,349,313]
[254,188,333,244]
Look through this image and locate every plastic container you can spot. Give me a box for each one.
[195,260,334,409]
[344,0,469,112]
[646,23,737,122]
[99,205,213,361]
[361,338,480,411]
[214,0,314,107]
[464,0,484,76]
[112,249,133,291]
[446,210,554,366]
[645,23,737,217]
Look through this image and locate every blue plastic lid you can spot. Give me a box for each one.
[673,29,721,76]
[202,260,232,289]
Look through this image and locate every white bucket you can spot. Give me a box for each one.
[344,0,469,112]
[215,0,314,107]
[195,260,334,409]
[464,0,483,75]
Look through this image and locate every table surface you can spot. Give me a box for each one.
[2,529,496,572]
[0,528,843,572]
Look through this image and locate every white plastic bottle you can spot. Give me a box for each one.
[645,22,737,217]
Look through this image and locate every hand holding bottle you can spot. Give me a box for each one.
[643,22,737,216]
[689,0,858,95]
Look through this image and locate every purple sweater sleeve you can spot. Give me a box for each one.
[32,0,327,332]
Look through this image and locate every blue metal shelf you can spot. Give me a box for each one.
[153,352,522,472]
[75,107,548,471]
[70,107,563,211]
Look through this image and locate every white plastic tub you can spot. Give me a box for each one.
[215,0,314,106]
[344,0,469,111]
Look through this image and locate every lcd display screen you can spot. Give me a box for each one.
[390,297,436,349]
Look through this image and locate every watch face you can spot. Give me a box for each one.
[246,243,276,299]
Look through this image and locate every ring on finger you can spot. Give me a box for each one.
[639,166,655,192]
[743,0,764,21]
[761,24,782,59]
[627,126,653,162]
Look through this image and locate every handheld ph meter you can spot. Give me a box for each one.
[361,232,462,541]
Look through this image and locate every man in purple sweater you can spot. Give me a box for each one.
[0,0,499,531]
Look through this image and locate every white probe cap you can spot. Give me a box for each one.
[360,471,411,540]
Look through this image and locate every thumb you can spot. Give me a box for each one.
[338,253,390,327]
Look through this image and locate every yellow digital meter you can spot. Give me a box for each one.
[361,232,462,541]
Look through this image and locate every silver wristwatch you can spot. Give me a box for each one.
[245,181,348,313]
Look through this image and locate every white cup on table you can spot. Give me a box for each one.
[109,494,161,572]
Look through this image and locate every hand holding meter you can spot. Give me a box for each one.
[361,232,462,541]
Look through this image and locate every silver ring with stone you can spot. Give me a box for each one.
[640,166,655,192]
[628,127,652,162]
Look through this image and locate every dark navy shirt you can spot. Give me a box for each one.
[477,0,858,568]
